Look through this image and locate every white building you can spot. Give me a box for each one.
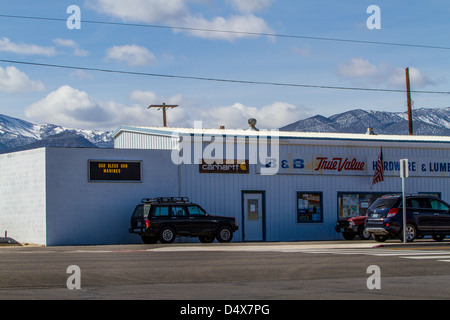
[0,147,177,246]
[114,126,450,242]
[1,125,449,246]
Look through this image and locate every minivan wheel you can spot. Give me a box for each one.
[216,226,233,243]
[159,226,176,243]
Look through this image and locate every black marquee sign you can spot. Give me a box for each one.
[88,160,142,182]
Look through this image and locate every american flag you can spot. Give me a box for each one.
[372,146,384,186]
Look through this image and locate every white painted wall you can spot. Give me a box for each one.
[0,148,47,245]
[0,147,178,246]
[44,148,179,246]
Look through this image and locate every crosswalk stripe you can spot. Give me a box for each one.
[401,255,450,260]
[283,248,450,263]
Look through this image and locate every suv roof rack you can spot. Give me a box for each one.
[142,197,190,204]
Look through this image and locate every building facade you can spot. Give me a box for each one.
[114,126,450,242]
[1,125,449,246]
[0,147,178,246]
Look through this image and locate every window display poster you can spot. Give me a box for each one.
[297,192,322,223]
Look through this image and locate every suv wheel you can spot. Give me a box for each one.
[373,234,388,242]
[400,224,417,242]
[216,225,233,243]
[342,232,356,240]
[159,226,176,243]
[141,235,158,244]
[432,234,446,242]
[358,226,372,240]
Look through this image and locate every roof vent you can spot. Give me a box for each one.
[247,118,259,131]
[366,127,376,135]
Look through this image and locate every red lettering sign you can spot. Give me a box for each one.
[314,157,365,172]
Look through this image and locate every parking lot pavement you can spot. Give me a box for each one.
[1,237,449,249]
[1,238,450,300]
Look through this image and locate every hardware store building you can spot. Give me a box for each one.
[1,125,450,246]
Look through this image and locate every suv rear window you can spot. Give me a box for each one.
[132,205,151,219]
[369,198,398,210]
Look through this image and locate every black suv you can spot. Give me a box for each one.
[365,194,450,242]
[129,197,238,244]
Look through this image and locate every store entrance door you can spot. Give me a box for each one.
[242,191,265,241]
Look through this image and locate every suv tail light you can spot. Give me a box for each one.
[387,208,399,218]
[145,220,151,228]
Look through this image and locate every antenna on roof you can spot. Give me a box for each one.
[148,103,179,127]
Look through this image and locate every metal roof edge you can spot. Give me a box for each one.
[112,126,450,144]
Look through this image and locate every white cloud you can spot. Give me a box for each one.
[86,0,274,41]
[70,70,94,80]
[197,102,311,129]
[337,58,437,88]
[25,86,188,130]
[24,86,309,131]
[0,37,56,56]
[53,38,89,57]
[226,0,272,13]
[0,66,45,93]
[182,14,272,41]
[87,0,189,23]
[292,45,312,56]
[337,58,381,79]
[388,67,436,88]
[105,45,157,66]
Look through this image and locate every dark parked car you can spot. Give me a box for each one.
[365,194,450,242]
[129,197,238,244]
[335,216,371,240]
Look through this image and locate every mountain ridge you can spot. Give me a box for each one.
[1,107,450,154]
[0,114,114,154]
[280,107,450,136]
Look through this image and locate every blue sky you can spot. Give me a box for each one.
[0,0,449,131]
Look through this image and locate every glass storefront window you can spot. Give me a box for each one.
[338,192,386,218]
[297,192,323,223]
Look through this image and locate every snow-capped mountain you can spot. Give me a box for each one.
[1,107,449,154]
[280,107,450,136]
[0,114,114,153]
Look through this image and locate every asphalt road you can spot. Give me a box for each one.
[1,239,450,302]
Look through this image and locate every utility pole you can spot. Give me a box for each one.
[405,68,413,135]
[148,103,178,127]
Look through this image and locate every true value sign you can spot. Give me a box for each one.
[257,152,450,177]
[257,153,367,176]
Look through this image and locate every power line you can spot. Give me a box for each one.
[1,14,450,51]
[1,58,449,95]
